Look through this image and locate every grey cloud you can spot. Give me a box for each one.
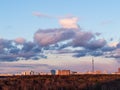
[0,39,13,54]
[34,28,76,46]
[0,54,17,61]
[117,42,120,48]
[56,49,75,54]
[90,51,103,56]
[73,51,86,57]
[0,38,45,61]
[110,38,114,41]
[34,28,108,59]
[102,46,116,52]
[107,49,120,58]
[73,32,106,50]
[73,31,94,47]
[73,49,104,58]
[58,43,71,50]
[86,39,106,50]
[22,42,36,52]
[95,32,101,36]
[0,26,119,61]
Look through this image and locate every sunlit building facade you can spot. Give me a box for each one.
[118,68,120,73]
[56,70,70,75]
[21,71,35,75]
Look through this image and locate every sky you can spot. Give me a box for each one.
[0,0,120,73]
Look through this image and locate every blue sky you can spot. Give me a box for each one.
[0,0,120,40]
[0,0,120,73]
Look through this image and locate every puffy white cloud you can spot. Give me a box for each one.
[59,17,79,29]
[33,11,79,29]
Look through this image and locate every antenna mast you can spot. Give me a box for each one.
[92,57,94,72]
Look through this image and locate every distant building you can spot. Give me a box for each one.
[118,68,120,73]
[39,72,48,75]
[56,70,70,75]
[112,68,120,74]
[103,70,108,74]
[85,70,103,74]
[85,71,93,74]
[51,70,56,75]
[71,71,77,75]
[0,74,13,76]
[71,71,84,75]
[94,70,102,74]
[21,71,35,75]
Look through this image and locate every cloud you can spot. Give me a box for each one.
[108,42,118,47]
[14,37,26,44]
[86,39,106,50]
[33,11,80,29]
[107,49,120,58]
[0,12,119,61]
[117,42,120,48]
[72,31,106,50]
[0,39,12,53]
[95,32,101,36]
[102,46,116,52]
[34,28,76,46]
[0,38,45,61]
[0,54,17,61]
[0,28,119,62]
[100,41,120,58]
[73,51,86,57]
[90,50,103,56]
[32,12,52,18]
[33,27,109,60]
[34,28,107,55]
[22,42,36,52]
[59,17,79,29]
[73,31,94,47]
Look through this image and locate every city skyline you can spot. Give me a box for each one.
[0,0,120,73]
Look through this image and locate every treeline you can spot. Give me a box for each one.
[0,74,120,90]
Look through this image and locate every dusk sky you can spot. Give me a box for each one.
[0,0,120,73]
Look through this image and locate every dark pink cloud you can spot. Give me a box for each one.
[14,37,26,44]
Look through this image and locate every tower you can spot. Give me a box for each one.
[92,57,94,72]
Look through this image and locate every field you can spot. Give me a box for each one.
[0,74,120,90]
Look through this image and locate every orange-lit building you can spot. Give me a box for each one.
[21,71,35,75]
[118,68,120,73]
[56,70,70,75]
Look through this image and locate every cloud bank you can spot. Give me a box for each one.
[0,12,119,62]
[0,26,120,62]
